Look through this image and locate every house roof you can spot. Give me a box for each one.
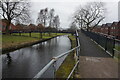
[112,22,118,25]
[101,24,106,27]
[106,23,112,27]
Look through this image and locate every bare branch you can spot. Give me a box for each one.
[0,1,31,33]
[73,2,105,31]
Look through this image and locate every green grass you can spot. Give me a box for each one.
[2,33,69,50]
[56,34,77,78]
[115,45,120,51]
[2,35,39,49]
[11,33,69,38]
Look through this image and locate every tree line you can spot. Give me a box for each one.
[0,0,60,34]
[37,8,60,30]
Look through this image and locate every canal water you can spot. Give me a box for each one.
[2,35,71,78]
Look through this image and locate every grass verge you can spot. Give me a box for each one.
[2,33,68,54]
[115,45,120,51]
[2,35,39,49]
[55,34,76,78]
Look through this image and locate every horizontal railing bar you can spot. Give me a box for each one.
[114,48,120,53]
[88,31,120,42]
[97,32,115,38]
[55,46,80,59]
[115,39,120,42]
[33,59,56,79]
[33,45,80,79]
[67,61,79,80]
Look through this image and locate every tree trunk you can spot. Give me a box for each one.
[86,24,89,31]
[56,30,57,35]
[29,32,31,37]
[49,32,51,36]
[40,32,42,39]
[44,19,46,27]
[5,20,11,34]
[49,20,51,27]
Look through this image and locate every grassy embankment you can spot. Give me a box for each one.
[115,45,120,51]
[2,33,67,54]
[11,33,65,39]
[114,44,120,59]
[56,34,78,78]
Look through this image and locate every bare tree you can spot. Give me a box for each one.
[37,8,48,27]
[73,8,84,29]
[37,9,44,25]
[37,8,60,35]
[48,8,54,27]
[53,15,60,30]
[0,0,31,34]
[74,2,105,31]
[69,21,77,32]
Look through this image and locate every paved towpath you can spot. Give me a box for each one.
[77,31,118,78]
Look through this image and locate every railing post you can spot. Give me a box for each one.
[112,37,115,57]
[53,61,56,80]
[105,35,107,51]
[76,30,79,58]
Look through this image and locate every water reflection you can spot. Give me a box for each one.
[2,36,71,78]
[6,53,12,64]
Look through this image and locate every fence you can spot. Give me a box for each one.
[33,30,80,79]
[3,30,75,35]
[81,29,120,58]
[5,31,75,38]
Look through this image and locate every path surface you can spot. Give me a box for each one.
[78,31,118,78]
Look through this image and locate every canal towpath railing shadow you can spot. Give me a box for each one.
[77,30,118,78]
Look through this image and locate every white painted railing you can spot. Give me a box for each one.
[33,30,80,79]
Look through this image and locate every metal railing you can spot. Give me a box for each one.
[67,61,79,80]
[33,30,80,79]
[67,30,80,79]
[81,29,120,58]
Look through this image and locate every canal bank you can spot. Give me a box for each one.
[2,35,59,54]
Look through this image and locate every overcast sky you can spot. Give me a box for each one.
[30,0,119,29]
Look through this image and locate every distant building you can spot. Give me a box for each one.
[101,24,106,34]
[92,21,120,40]
[105,23,112,35]
[0,19,16,32]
